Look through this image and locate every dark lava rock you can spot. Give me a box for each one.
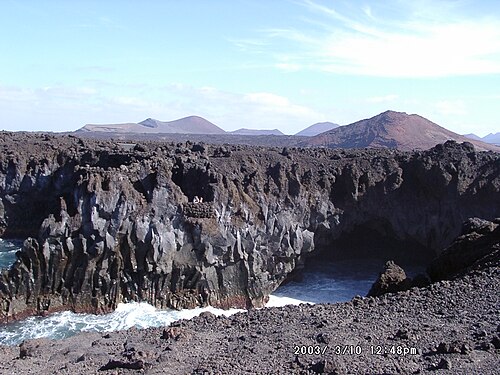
[395,328,410,340]
[18,342,30,359]
[99,359,144,371]
[367,260,412,296]
[462,217,495,235]
[133,143,146,152]
[0,133,498,325]
[428,218,500,281]
[433,358,452,370]
[411,273,431,288]
[161,327,192,341]
[492,335,500,349]
[435,341,463,354]
[309,360,325,373]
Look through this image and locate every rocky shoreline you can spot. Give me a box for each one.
[0,252,497,374]
[0,132,498,322]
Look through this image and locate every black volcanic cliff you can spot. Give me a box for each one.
[0,132,498,322]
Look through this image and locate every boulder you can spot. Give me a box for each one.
[367,261,412,297]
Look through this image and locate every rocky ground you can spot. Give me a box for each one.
[0,255,498,375]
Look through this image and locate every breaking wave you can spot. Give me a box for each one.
[0,240,386,346]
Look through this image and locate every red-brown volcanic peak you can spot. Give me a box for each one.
[301,110,499,151]
[79,116,225,135]
[151,116,225,134]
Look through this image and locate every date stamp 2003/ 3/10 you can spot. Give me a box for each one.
[293,345,418,356]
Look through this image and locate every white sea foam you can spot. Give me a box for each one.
[0,258,388,346]
[0,302,244,346]
[265,295,312,307]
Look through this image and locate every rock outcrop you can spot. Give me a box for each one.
[0,132,498,322]
[367,261,411,296]
[427,217,500,281]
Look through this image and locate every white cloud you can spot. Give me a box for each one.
[0,86,36,102]
[164,86,325,133]
[241,92,323,125]
[0,83,325,134]
[0,85,98,110]
[262,1,500,77]
[362,5,374,20]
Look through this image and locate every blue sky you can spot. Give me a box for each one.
[1,0,499,136]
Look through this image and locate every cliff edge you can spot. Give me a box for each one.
[0,132,498,321]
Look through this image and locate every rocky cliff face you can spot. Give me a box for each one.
[428,217,500,281]
[0,132,498,322]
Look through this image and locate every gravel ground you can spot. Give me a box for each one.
[0,258,498,375]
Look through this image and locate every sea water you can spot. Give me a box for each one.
[266,258,385,307]
[0,238,21,270]
[0,240,387,346]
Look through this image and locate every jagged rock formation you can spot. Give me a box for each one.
[367,261,411,297]
[427,217,500,281]
[0,132,498,322]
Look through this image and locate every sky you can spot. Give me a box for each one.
[1,0,499,136]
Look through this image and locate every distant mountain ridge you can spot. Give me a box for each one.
[230,128,284,136]
[464,132,500,145]
[481,132,500,145]
[79,116,225,135]
[463,133,482,141]
[295,122,339,136]
[76,112,498,152]
[300,110,498,152]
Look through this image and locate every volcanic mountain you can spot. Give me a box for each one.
[483,132,500,145]
[463,133,482,141]
[295,121,339,136]
[230,128,284,136]
[300,110,499,151]
[78,116,225,135]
